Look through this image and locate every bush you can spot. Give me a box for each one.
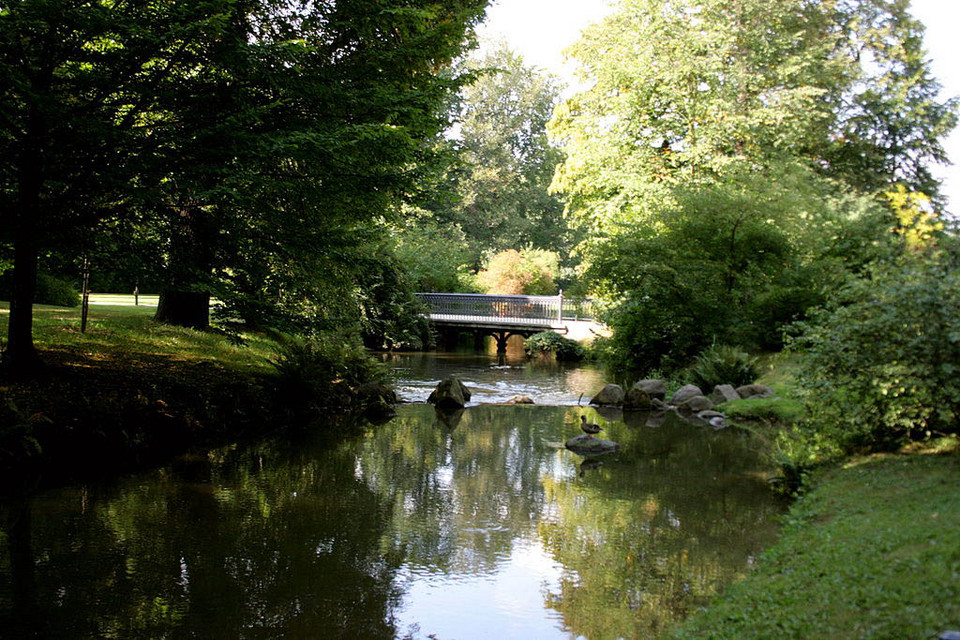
[0,271,80,307]
[476,249,559,295]
[791,239,960,454]
[270,332,387,414]
[524,331,586,361]
[686,344,759,390]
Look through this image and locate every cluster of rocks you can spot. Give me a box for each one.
[590,380,775,428]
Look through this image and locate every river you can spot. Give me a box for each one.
[0,347,785,639]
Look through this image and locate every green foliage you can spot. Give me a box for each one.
[392,217,475,293]
[790,239,960,454]
[270,332,387,413]
[722,396,805,425]
[476,248,559,295]
[548,0,954,373]
[524,332,586,362]
[686,344,759,390]
[438,43,572,256]
[0,271,79,307]
[0,398,43,462]
[672,451,960,639]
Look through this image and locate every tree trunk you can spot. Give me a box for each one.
[154,289,211,330]
[4,241,41,373]
[4,108,44,375]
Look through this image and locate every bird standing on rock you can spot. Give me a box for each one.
[580,415,603,436]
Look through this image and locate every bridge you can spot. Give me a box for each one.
[414,292,604,354]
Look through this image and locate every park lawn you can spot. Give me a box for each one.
[0,300,287,480]
[0,299,277,374]
[671,442,960,639]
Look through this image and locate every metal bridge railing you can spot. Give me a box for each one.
[414,292,597,324]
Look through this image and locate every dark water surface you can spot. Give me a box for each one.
[1,355,785,639]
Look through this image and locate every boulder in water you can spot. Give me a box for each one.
[427,376,472,409]
[590,383,625,406]
[565,434,620,456]
[670,384,704,405]
[632,379,668,401]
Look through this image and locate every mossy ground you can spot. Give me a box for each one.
[671,440,960,639]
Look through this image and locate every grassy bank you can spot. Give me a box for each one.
[670,444,960,638]
[0,300,290,485]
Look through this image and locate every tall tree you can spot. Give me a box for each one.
[150,0,488,331]
[0,0,230,371]
[436,44,570,259]
[548,0,953,369]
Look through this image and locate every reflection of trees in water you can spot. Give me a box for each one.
[0,406,784,639]
[355,405,555,575]
[539,413,785,638]
[0,427,402,639]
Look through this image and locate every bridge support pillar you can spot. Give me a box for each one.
[492,331,510,355]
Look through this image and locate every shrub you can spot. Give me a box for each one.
[524,331,586,361]
[686,344,759,390]
[790,239,960,454]
[0,271,79,307]
[270,332,387,414]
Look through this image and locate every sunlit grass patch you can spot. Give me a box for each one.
[671,450,960,639]
[2,301,276,374]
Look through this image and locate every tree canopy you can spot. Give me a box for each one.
[0,0,487,370]
[549,0,956,371]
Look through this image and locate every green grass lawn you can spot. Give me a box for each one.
[671,443,960,639]
[0,298,276,373]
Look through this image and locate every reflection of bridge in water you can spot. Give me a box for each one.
[414,292,606,354]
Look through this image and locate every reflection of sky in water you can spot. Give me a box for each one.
[387,352,608,405]
[395,540,572,640]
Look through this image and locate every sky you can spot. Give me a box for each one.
[477,0,960,216]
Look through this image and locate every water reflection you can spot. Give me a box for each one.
[0,405,784,639]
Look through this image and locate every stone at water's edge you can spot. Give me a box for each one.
[671,384,704,405]
[632,379,668,401]
[590,383,625,406]
[427,376,472,409]
[565,434,620,456]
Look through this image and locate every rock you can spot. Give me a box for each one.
[590,383,625,406]
[506,395,534,404]
[427,376,472,409]
[355,382,398,406]
[670,384,704,405]
[697,410,727,429]
[736,384,776,399]
[678,395,714,413]
[710,384,741,405]
[565,434,620,456]
[623,387,655,410]
[651,397,671,411]
[632,379,668,401]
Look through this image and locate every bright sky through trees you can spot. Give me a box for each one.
[479,0,960,216]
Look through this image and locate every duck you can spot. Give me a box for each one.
[579,415,603,436]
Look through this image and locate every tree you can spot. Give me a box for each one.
[549,0,955,369]
[0,1,488,370]
[476,248,560,295]
[435,44,571,260]
[0,1,228,371]
[149,0,488,332]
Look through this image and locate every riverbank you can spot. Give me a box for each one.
[0,302,288,486]
[670,440,960,639]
